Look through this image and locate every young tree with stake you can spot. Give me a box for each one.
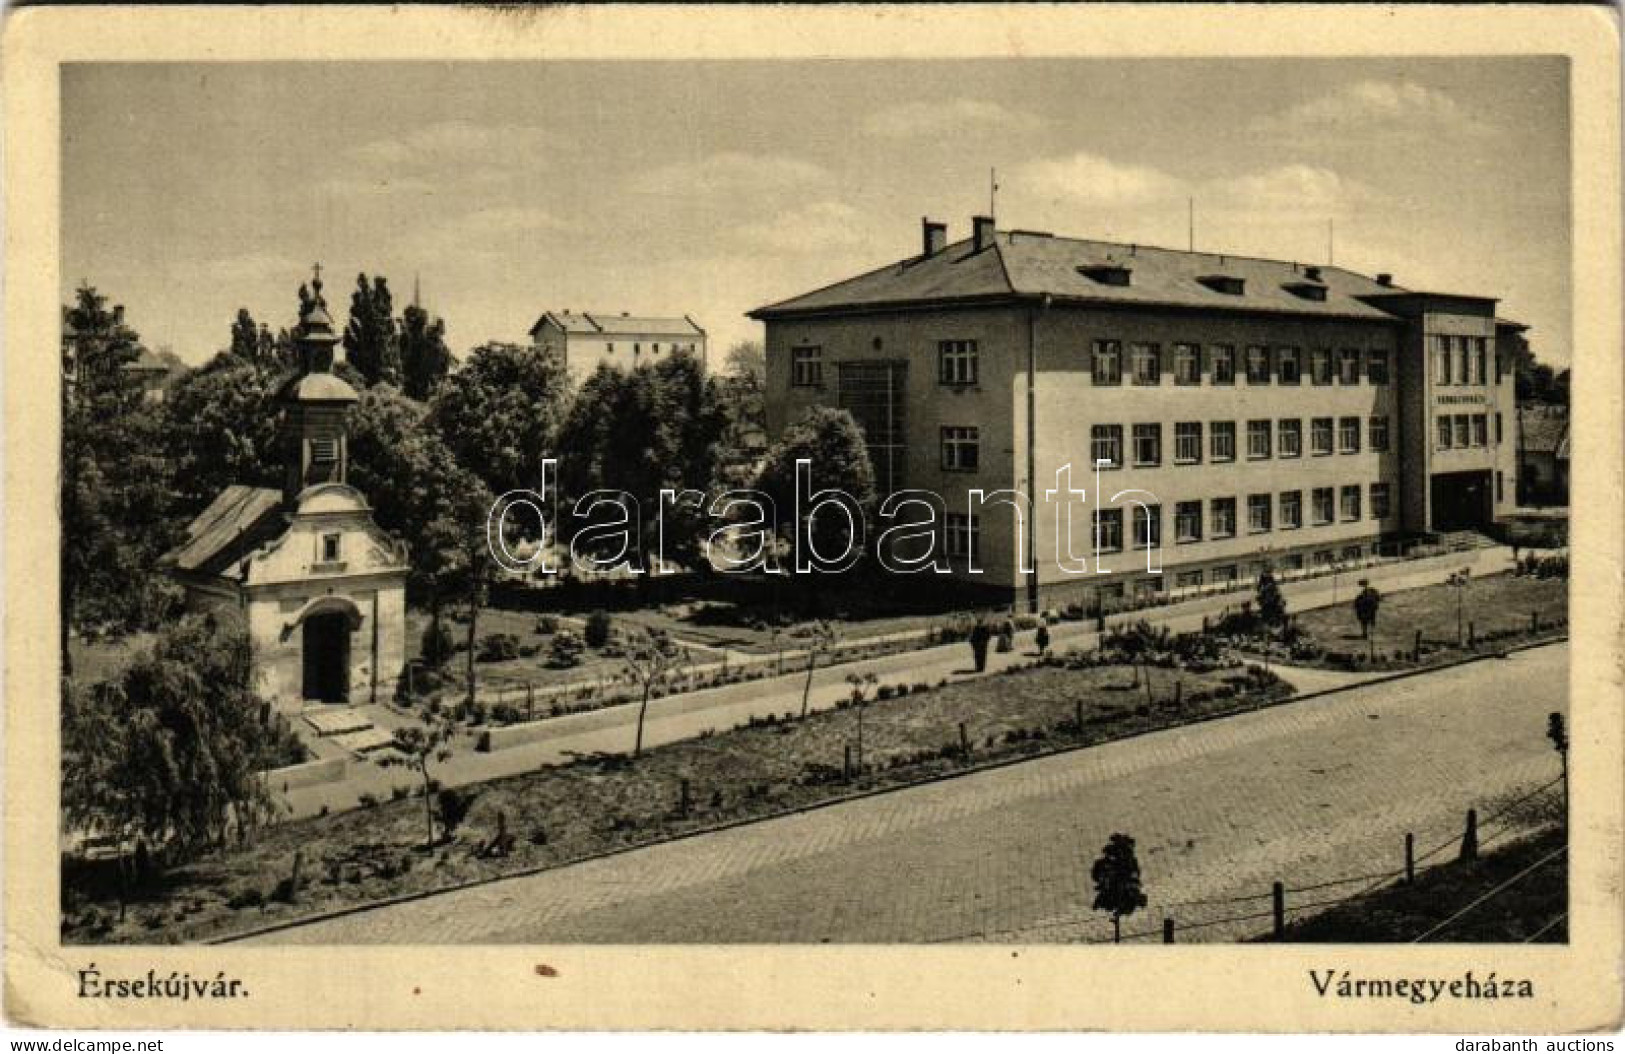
[623,628,688,759]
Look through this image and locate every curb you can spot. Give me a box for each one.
[209,635,1567,945]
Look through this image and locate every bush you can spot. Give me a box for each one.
[548,631,586,668]
[478,633,521,662]
[584,610,613,649]
[435,787,476,838]
[420,620,455,667]
[536,614,561,634]
[357,792,380,809]
[226,886,265,910]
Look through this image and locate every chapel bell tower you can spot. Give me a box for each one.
[277,265,359,506]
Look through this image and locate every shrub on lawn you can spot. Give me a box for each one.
[535,614,561,635]
[435,787,477,839]
[548,631,586,668]
[584,610,613,649]
[420,620,455,667]
[478,633,521,662]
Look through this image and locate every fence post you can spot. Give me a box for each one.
[1530,610,1539,633]
[678,778,691,818]
[1413,629,1423,661]
[1460,808,1479,862]
[1468,621,1476,648]
[526,682,535,721]
[1272,881,1286,939]
[958,721,970,758]
[1163,917,1175,944]
[1405,832,1415,885]
[1075,698,1084,733]
[843,745,853,783]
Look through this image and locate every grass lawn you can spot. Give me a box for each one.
[1267,572,1567,671]
[62,657,1291,944]
[1272,825,1566,942]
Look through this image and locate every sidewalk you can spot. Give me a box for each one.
[280,544,1516,819]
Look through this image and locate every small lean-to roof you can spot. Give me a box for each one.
[165,485,285,576]
[530,311,705,339]
[750,231,1413,322]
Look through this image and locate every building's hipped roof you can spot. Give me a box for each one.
[750,232,1414,321]
[1519,409,1570,456]
[531,310,705,338]
[164,485,284,577]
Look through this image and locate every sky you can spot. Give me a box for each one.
[62,58,1571,367]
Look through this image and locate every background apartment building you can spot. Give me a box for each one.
[529,309,707,385]
[751,216,1519,611]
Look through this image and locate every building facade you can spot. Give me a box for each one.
[529,310,707,384]
[164,272,408,711]
[751,216,1519,610]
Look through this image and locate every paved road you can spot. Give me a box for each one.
[257,640,1566,945]
[281,545,1515,818]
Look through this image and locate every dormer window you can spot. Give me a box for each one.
[1198,275,1246,296]
[1284,282,1328,302]
[1077,264,1132,287]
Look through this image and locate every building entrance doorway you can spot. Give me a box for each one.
[1430,470,1493,532]
[302,612,351,703]
[837,360,907,496]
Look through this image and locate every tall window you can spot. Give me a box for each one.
[1174,422,1203,464]
[1210,497,1237,539]
[1496,412,1504,444]
[1175,501,1203,543]
[1211,345,1236,384]
[1091,424,1123,468]
[1280,490,1303,529]
[1369,416,1390,452]
[1278,346,1302,384]
[1473,339,1488,384]
[1312,487,1335,525]
[1246,419,1272,459]
[1247,494,1272,533]
[1367,348,1391,384]
[320,532,342,563]
[1456,336,1471,384]
[1173,343,1201,385]
[1278,419,1302,458]
[1245,345,1271,384]
[1340,484,1362,521]
[944,513,980,562]
[791,345,823,387]
[1310,347,1333,385]
[1370,482,1392,520]
[1311,417,1334,455]
[1131,343,1161,385]
[941,426,979,471]
[1437,415,1453,449]
[1472,414,1488,447]
[1132,504,1162,550]
[1338,416,1361,454]
[938,340,978,386]
[1092,340,1122,386]
[1338,347,1362,384]
[1435,335,1452,385]
[1132,423,1162,466]
[1453,414,1470,448]
[1210,421,1236,462]
[1093,508,1125,553]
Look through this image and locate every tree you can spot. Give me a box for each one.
[1547,712,1569,824]
[381,714,459,847]
[723,340,766,386]
[162,351,282,512]
[798,620,838,718]
[754,406,877,595]
[622,628,688,759]
[342,272,399,387]
[1255,569,1288,629]
[845,671,878,775]
[398,303,453,401]
[429,342,571,496]
[1090,832,1149,943]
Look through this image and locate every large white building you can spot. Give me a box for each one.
[528,310,706,384]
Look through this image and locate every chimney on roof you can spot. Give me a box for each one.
[922,217,947,258]
[1376,273,1394,287]
[972,215,996,252]
[1305,265,1323,283]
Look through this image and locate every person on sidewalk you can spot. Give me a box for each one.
[969,620,992,672]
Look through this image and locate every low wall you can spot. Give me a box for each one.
[267,755,348,793]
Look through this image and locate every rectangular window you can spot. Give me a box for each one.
[1457,337,1471,384]
[1338,416,1361,454]
[1175,501,1203,543]
[1093,508,1125,554]
[944,513,980,562]
[1453,414,1471,448]
[1278,419,1302,458]
[1310,347,1333,385]
[1091,340,1122,386]
[1132,504,1162,550]
[1211,565,1238,586]
[1132,423,1162,466]
[792,345,823,387]
[1369,416,1390,453]
[1174,422,1203,464]
[1435,335,1452,385]
[1210,421,1235,462]
[1211,497,1237,539]
[1245,345,1271,384]
[1496,412,1504,444]
[1311,417,1334,456]
[1472,414,1488,447]
[1210,345,1236,385]
[1340,485,1362,522]
[1370,482,1392,520]
[1131,342,1161,385]
[1367,348,1391,385]
[1312,487,1335,525]
[938,339,979,386]
[1438,415,1453,449]
[1342,544,1365,562]
[1281,553,1305,571]
[1280,490,1303,530]
[1338,347,1362,384]
[941,426,979,471]
[1496,471,1504,502]
[1091,424,1123,469]
[1246,419,1272,460]
[1175,569,1204,589]
[1247,494,1272,533]
[1173,343,1201,385]
[320,532,342,563]
[1473,339,1487,384]
[1277,346,1302,384]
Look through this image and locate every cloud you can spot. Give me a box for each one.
[625,152,830,197]
[732,201,867,254]
[861,98,1043,138]
[1252,80,1495,140]
[1210,164,1370,213]
[1014,151,1185,208]
[345,121,562,174]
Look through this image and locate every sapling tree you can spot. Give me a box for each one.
[799,620,839,719]
[845,671,878,775]
[623,628,688,759]
[382,714,459,847]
